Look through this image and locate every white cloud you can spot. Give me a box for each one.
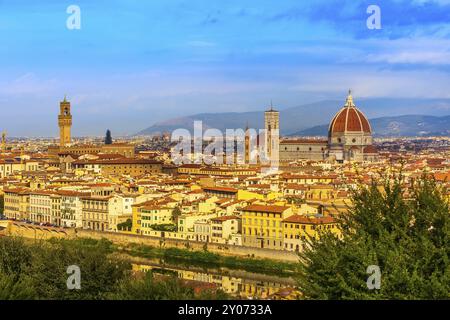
[412,0,450,5]
[367,51,450,65]
[361,37,450,65]
[288,66,450,99]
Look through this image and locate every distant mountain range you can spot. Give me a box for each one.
[135,98,450,137]
[294,115,450,137]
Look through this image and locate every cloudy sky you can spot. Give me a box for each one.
[1,0,450,136]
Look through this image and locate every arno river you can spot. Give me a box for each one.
[132,259,298,299]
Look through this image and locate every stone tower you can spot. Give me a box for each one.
[58,96,72,147]
[1,130,6,153]
[264,102,279,164]
[244,122,251,164]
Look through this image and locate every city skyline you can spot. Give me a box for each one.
[0,1,449,304]
[2,0,450,136]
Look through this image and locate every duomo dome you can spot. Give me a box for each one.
[328,90,371,137]
[279,90,378,163]
[327,90,375,162]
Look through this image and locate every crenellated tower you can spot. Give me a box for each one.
[58,96,72,147]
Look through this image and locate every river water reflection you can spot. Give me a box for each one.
[132,260,300,299]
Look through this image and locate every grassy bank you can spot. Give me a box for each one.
[120,243,301,276]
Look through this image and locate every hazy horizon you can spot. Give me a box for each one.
[2,0,450,136]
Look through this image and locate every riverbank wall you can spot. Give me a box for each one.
[0,220,300,262]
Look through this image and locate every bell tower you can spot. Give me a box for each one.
[58,96,72,147]
[264,101,279,163]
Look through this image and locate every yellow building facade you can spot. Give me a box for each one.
[81,196,110,231]
[3,187,30,220]
[282,215,341,252]
[241,204,292,250]
[131,199,178,235]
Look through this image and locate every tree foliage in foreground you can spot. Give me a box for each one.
[298,176,450,299]
[0,237,227,300]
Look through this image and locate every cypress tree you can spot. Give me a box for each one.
[105,129,112,145]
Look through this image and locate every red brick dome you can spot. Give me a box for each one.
[329,91,371,135]
[363,145,378,154]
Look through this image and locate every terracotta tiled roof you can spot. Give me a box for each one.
[57,190,87,197]
[203,186,238,193]
[242,204,290,214]
[3,187,29,194]
[211,215,240,222]
[434,172,450,182]
[73,158,161,165]
[283,215,336,224]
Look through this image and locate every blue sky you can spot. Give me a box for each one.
[1,0,450,136]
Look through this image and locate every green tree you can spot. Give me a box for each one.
[0,237,36,299]
[150,223,177,232]
[26,238,131,300]
[105,129,113,145]
[172,206,182,224]
[298,175,450,299]
[118,219,132,231]
[0,237,33,277]
[0,271,36,300]
[0,237,229,300]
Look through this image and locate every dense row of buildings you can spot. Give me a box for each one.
[2,178,342,252]
[2,145,448,252]
[1,95,449,254]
